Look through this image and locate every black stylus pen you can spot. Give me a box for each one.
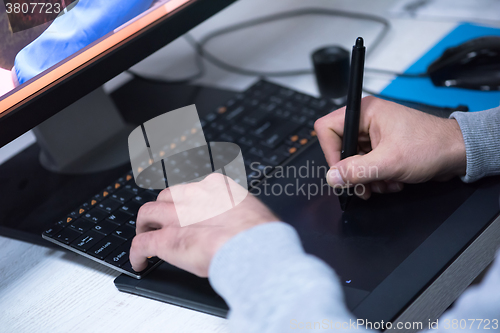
[339,37,365,211]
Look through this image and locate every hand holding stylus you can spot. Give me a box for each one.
[315,96,467,200]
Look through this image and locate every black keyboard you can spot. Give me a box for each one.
[42,80,339,278]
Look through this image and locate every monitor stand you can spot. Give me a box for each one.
[33,87,134,174]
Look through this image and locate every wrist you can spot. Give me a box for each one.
[443,118,467,177]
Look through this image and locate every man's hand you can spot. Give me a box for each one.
[130,173,278,277]
[314,96,466,199]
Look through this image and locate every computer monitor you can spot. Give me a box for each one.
[0,0,236,149]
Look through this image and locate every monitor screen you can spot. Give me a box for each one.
[0,0,235,147]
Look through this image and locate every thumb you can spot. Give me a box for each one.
[327,148,394,186]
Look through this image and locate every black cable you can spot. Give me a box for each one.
[129,8,427,83]
[193,8,394,77]
[364,68,427,78]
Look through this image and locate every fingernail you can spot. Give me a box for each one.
[388,182,403,192]
[327,167,345,186]
[360,192,371,200]
[372,184,382,193]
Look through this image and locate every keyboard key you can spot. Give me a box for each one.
[283,100,299,112]
[68,206,88,219]
[71,231,105,252]
[64,216,75,225]
[232,124,247,135]
[120,201,142,216]
[111,181,123,191]
[243,109,267,126]
[110,189,135,203]
[275,109,291,119]
[43,225,64,238]
[297,127,315,139]
[225,105,245,121]
[54,219,67,227]
[106,210,133,225]
[113,226,136,240]
[269,95,284,104]
[93,220,118,236]
[300,107,317,118]
[88,198,100,207]
[133,191,157,205]
[104,243,131,267]
[204,130,218,141]
[288,134,300,144]
[309,98,328,110]
[238,136,256,148]
[218,132,236,143]
[121,261,140,274]
[124,219,136,229]
[89,235,125,260]
[82,209,108,223]
[148,256,161,265]
[115,176,128,186]
[80,202,92,211]
[248,145,272,159]
[121,261,154,275]
[92,192,105,202]
[96,198,122,213]
[263,151,289,166]
[247,162,273,177]
[209,121,227,133]
[260,101,277,112]
[254,118,300,145]
[123,183,144,195]
[54,228,81,245]
[99,187,114,199]
[291,115,308,125]
[69,218,95,233]
[204,112,217,123]
[293,93,311,104]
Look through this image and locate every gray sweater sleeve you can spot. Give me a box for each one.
[209,222,500,332]
[450,107,500,183]
[209,222,367,333]
[207,108,500,332]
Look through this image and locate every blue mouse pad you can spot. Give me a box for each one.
[380,23,500,112]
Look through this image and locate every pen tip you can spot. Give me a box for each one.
[355,37,364,47]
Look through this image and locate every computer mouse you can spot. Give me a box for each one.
[427,36,500,91]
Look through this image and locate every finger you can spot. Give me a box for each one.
[156,187,173,203]
[370,181,388,194]
[130,231,159,272]
[386,181,404,193]
[315,96,379,167]
[327,145,396,186]
[136,201,178,235]
[315,107,346,167]
[358,186,371,200]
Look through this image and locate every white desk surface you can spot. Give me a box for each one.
[1,0,498,332]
